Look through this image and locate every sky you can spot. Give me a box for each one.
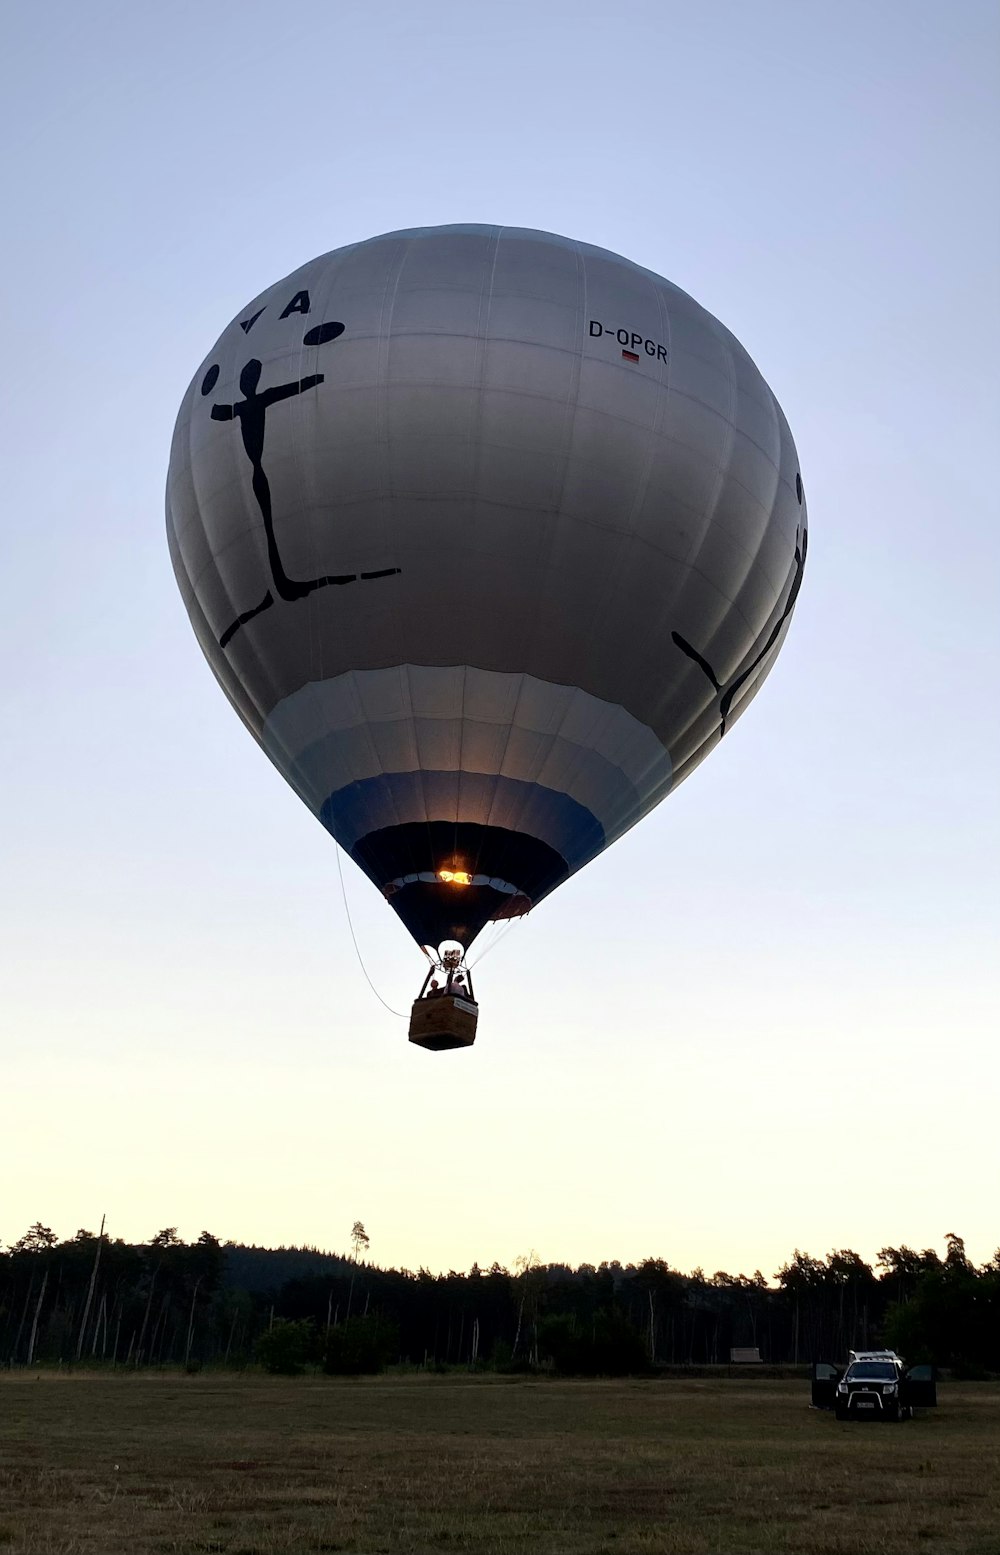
[1,0,997,1280]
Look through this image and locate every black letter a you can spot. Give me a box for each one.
[280,290,311,319]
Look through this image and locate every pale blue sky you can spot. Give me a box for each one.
[1,0,997,1275]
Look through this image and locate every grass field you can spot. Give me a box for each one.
[0,1373,997,1554]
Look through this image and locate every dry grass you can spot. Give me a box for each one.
[0,1373,997,1553]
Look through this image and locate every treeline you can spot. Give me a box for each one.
[2,1225,997,1376]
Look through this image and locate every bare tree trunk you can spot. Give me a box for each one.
[146,1305,161,1365]
[184,1279,201,1369]
[471,1317,479,1365]
[150,1296,170,1365]
[91,1291,107,1358]
[112,1307,122,1367]
[76,1215,105,1361]
[225,1306,239,1364]
[26,1269,49,1366]
[512,1289,525,1360]
[125,1330,136,1367]
[13,1274,35,1362]
[325,1290,333,1343]
[137,1267,159,1363]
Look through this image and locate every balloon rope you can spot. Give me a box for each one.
[467,913,523,968]
[335,844,408,1019]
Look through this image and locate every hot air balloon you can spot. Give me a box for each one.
[167,225,807,1049]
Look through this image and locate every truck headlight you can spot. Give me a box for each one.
[883,1384,897,1394]
[837,1383,847,1393]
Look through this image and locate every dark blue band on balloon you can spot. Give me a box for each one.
[318,770,605,875]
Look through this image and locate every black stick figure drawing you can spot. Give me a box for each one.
[672,526,807,736]
[208,353,399,649]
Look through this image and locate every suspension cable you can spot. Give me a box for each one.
[467,913,524,968]
[334,844,408,1018]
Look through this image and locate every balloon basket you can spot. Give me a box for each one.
[408,995,479,1052]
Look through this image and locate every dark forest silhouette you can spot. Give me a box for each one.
[2,1226,996,1376]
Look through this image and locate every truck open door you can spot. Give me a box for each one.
[811,1361,841,1409]
[901,1364,937,1409]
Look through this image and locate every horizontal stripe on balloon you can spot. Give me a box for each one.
[319,770,605,874]
[260,665,672,849]
[382,871,521,896]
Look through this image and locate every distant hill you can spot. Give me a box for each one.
[223,1242,354,1292]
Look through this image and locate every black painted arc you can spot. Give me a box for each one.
[718,527,808,727]
[670,525,807,736]
[671,631,721,690]
[344,821,569,949]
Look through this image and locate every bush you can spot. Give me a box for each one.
[323,1315,398,1375]
[255,1318,315,1375]
[538,1310,652,1376]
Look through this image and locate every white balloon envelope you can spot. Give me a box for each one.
[167,224,807,952]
